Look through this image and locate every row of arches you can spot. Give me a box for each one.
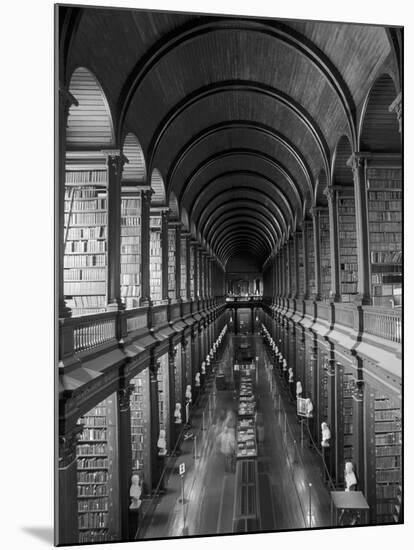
[65,64,400,268]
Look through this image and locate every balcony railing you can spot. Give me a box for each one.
[73,312,117,353]
[362,307,402,344]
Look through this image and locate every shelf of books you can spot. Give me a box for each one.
[317,352,329,441]
[306,223,316,297]
[180,238,187,300]
[336,367,354,484]
[157,354,170,451]
[372,393,402,523]
[189,245,195,299]
[297,232,305,296]
[120,195,141,309]
[319,211,331,299]
[174,344,183,407]
[64,168,108,316]
[150,214,162,304]
[337,194,358,302]
[367,167,402,308]
[168,228,176,300]
[130,369,151,494]
[76,394,118,543]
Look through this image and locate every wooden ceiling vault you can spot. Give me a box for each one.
[60,6,401,269]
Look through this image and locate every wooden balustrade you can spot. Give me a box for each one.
[362,307,402,344]
[72,313,117,353]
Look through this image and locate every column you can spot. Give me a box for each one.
[140,189,152,305]
[251,307,254,334]
[352,379,365,494]
[58,424,83,544]
[161,210,169,301]
[347,154,371,304]
[117,385,133,539]
[311,207,322,301]
[303,220,311,299]
[324,187,341,302]
[174,223,181,301]
[105,150,126,309]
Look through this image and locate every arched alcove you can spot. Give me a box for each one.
[332,135,353,186]
[122,133,146,183]
[359,74,401,152]
[67,67,114,148]
[150,168,166,205]
[168,191,180,221]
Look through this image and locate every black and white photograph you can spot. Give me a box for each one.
[54,2,404,546]
[2,1,410,550]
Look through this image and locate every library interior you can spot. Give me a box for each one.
[56,6,402,546]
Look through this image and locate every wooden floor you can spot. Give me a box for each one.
[141,333,332,539]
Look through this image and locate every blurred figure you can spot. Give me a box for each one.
[220,424,236,472]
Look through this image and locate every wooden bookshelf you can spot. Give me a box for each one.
[150,214,162,304]
[367,168,402,307]
[337,195,358,302]
[180,238,187,300]
[168,228,176,300]
[297,232,305,296]
[76,396,118,543]
[120,195,141,308]
[189,245,195,299]
[373,395,402,523]
[157,354,170,451]
[335,365,354,484]
[130,369,151,494]
[307,223,316,297]
[64,169,108,316]
[319,211,331,299]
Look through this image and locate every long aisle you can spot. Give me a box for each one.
[142,333,331,538]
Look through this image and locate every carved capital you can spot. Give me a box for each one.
[169,345,178,363]
[141,188,153,204]
[323,186,336,203]
[118,384,134,412]
[59,424,83,468]
[103,150,128,178]
[352,380,364,401]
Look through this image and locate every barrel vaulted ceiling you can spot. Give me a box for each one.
[61,6,400,268]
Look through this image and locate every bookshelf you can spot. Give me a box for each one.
[64,169,108,316]
[121,195,141,308]
[168,228,176,300]
[180,238,187,300]
[342,373,354,477]
[337,195,358,302]
[318,353,329,438]
[150,214,162,304]
[157,354,170,450]
[373,394,402,523]
[189,245,195,299]
[130,369,150,493]
[367,167,402,307]
[319,211,331,299]
[297,232,305,296]
[307,223,316,297]
[76,395,118,543]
